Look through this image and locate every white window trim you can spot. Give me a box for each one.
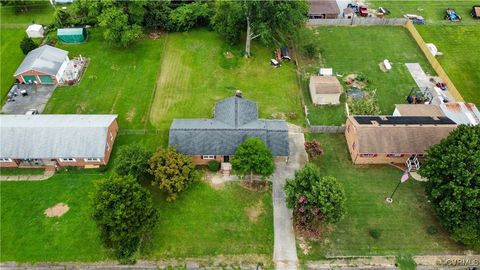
[0,158,13,162]
[387,153,404,157]
[84,158,101,162]
[59,158,76,162]
[202,155,215,160]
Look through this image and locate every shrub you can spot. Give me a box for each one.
[92,175,157,263]
[426,225,438,235]
[304,140,324,159]
[208,160,221,172]
[19,36,38,55]
[148,147,198,202]
[369,228,381,239]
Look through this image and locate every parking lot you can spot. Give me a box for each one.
[1,84,56,114]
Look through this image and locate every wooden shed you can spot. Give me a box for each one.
[309,75,343,105]
[308,0,340,19]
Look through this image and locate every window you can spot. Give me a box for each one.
[387,153,404,158]
[59,158,76,162]
[202,155,215,160]
[0,158,12,162]
[106,143,110,151]
[417,154,426,158]
[109,132,113,141]
[359,153,377,158]
[84,158,101,162]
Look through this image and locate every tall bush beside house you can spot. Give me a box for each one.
[92,175,158,264]
[285,164,346,231]
[419,125,480,249]
[231,137,274,181]
[148,147,198,202]
[114,145,152,180]
[20,36,38,55]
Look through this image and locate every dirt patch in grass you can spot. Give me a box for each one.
[44,203,69,217]
[298,237,312,255]
[224,52,234,58]
[246,200,265,223]
[126,108,136,122]
[240,180,270,192]
[149,31,163,40]
[76,102,87,113]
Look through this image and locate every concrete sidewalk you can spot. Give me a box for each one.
[273,125,308,270]
[0,171,54,181]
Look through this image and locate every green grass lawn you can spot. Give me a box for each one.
[0,1,54,26]
[369,0,480,24]
[149,29,303,144]
[0,28,27,103]
[0,171,273,262]
[300,134,468,259]
[0,168,44,176]
[301,26,434,125]
[416,25,480,105]
[43,29,166,130]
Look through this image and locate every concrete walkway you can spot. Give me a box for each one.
[405,63,455,103]
[0,171,54,181]
[273,125,308,270]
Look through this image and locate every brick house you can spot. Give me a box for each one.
[345,116,457,166]
[14,45,69,85]
[169,95,289,165]
[0,115,118,169]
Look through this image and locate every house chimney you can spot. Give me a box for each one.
[235,90,243,98]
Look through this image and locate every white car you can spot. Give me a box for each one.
[25,109,39,115]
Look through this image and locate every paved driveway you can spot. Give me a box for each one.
[2,84,56,114]
[273,124,308,270]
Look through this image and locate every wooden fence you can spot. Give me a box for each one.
[308,17,407,26]
[404,20,464,102]
[309,125,346,134]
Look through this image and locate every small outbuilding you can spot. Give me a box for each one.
[309,75,343,105]
[343,7,354,19]
[472,6,480,18]
[14,45,69,85]
[26,24,44,38]
[308,0,340,19]
[57,28,87,44]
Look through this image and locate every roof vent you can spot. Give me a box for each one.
[235,90,243,98]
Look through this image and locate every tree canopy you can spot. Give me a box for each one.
[92,175,158,263]
[148,147,198,202]
[212,0,309,56]
[114,144,152,180]
[20,36,37,55]
[419,125,480,248]
[285,164,346,229]
[231,137,275,181]
[99,6,143,47]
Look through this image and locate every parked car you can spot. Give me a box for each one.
[359,5,368,17]
[25,109,39,115]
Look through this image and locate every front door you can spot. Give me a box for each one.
[223,156,230,163]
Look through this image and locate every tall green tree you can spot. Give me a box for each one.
[143,0,171,30]
[148,147,198,202]
[92,175,158,263]
[285,164,346,229]
[114,145,152,180]
[99,6,143,47]
[212,0,309,57]
[231,137,275,181]
[167,2,211,32]
[419,125,480,248]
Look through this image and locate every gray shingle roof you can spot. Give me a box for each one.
[14,45,68,76]
[0,114,117,159]
[169,97,289,156]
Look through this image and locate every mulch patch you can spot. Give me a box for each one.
[240,180,270,192]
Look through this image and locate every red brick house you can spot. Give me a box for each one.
[0,114,118,170]
[345,116,457,166]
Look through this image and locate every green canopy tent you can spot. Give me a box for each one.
[57,28,87,44]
